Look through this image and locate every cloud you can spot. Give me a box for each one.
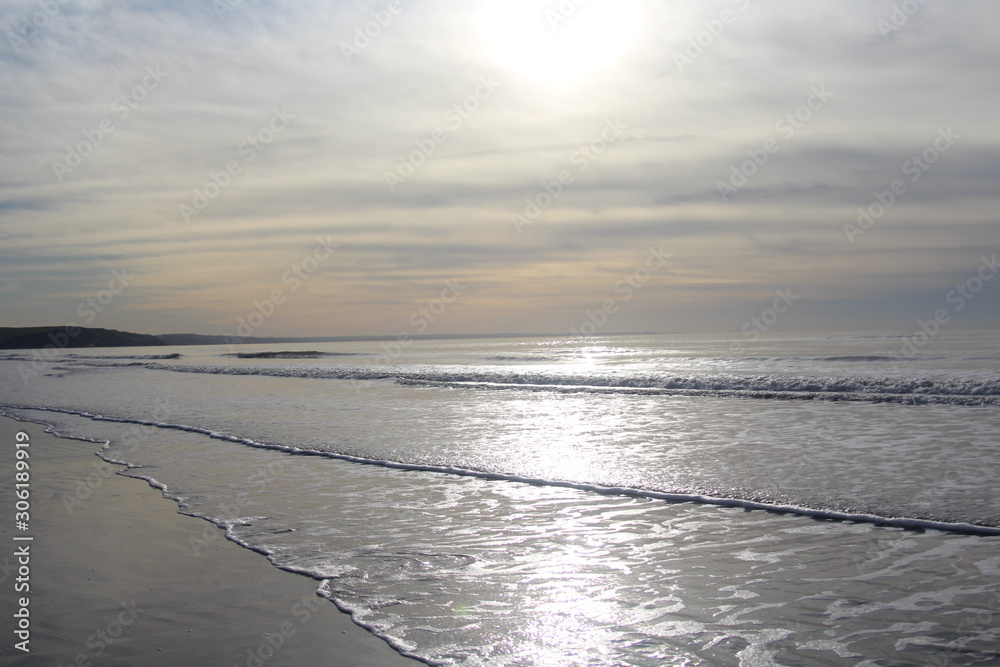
[1,0,998,336]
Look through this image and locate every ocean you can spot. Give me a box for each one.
[2,331,999,665]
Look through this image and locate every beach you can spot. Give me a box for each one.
[2,334,999,664]
[0,416,421,666]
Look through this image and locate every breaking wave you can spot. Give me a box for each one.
[85,361,1000,406]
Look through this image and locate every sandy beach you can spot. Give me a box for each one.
[0,416,421,666]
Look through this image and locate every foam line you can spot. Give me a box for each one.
[3,403,999,537]
[0,407,437,665]
[55,359,1000,406]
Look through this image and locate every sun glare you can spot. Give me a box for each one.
[474,0,642,88]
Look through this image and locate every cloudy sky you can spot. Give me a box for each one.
[1,0,998,337]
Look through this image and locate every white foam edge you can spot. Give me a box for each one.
[4,403,999,538]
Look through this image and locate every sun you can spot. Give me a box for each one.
[474,0,642,88]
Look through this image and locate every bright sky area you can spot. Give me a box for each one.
[1,0,998,336]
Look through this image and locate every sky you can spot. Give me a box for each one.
[1,0,998,338]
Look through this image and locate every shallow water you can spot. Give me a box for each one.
[3,332,999,664]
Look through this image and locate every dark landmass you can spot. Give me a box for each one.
[0,326,166,349]
[0,326,656,350]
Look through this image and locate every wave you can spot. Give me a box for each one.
[813,355,904,362]
[68,353,183,360]
[3,404,999,537]
[823,334,913,340]
[742,355,939,363]
[125,362,1000,406]
[222,351,369,359]
[0,352,182,361]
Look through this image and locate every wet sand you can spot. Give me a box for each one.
[0,416,422,666]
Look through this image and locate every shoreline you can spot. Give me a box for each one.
[0,416,422,666]
[7,404,1000,538]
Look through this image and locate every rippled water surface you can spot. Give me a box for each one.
[2,332,999,664]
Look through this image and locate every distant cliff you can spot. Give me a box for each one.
[0,327,166,350]
[0,327,572,350]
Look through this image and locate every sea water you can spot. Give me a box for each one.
[2,332,998,665]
